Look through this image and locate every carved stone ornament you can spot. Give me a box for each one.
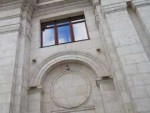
[51,71,91,108]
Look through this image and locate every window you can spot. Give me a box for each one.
[41,15,89,47]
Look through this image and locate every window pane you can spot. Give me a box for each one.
[73,22,88,41]
[43,28,55,46]
[58,25,71,44]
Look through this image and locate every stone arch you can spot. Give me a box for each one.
[30,51,109,87]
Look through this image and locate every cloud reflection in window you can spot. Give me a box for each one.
[73,22,88,41]
[58,25,71,44]
[43,28,55,46]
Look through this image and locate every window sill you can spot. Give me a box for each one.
[40,39,90,48]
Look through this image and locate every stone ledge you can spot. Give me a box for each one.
[101,2,127,14]
[52,105,95,113]
[96,76,113,87]
[0,24,22,34]
[0,14,21,21]
[132,0,150,8]
[38,0,64,6]
[0,0,22,11]
[28,85,44,94]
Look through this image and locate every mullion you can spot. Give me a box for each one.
[84,20,90,40]
[54,24,58,45]
[69,21,75,42]
[41,29,43,47]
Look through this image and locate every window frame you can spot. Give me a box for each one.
[41,15,89,48]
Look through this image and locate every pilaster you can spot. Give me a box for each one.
[12,1,36,113]
[28,86,43,113]
[131,0,150,46]
[96,77,126,113]
[0,1,23,113]
[99,1,150,113]
[91,0,137,113]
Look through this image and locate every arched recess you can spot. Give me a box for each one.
[30,51,109,87]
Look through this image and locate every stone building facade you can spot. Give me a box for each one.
[0,0,150,113]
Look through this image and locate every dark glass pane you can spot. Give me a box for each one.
[58,25,71,44]
[73,22,88,41]
[43,28,55,46]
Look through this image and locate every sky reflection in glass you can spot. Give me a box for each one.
[73,22,88,41]
[43,28,55,46]
[58,25,71,44]
[42,16,89,47]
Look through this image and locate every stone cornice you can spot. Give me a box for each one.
[132,0,150,8]
[0,23,22,34]
[91,0,101,7]
[0,14,21,21]
[101,2,127,14]
[0,0,22,11]
[38,0,63,6]
[33,0,91,17]
[0,0,37,11]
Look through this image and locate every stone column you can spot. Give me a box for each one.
[28,86,43,113]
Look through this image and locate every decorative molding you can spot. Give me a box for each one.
[96,77,102,87]
[51,70,91,109]
[0,23,22,34]
[30,51,109,87]
[96,77,113,87]
[0,0,22,11]
[52,105,95,113]
[38,0,64,6]
[94,8,100,28]
[0,14,21,21]
[28,85,44,94]
[132,0,150,8]
[101,2,127,14]
[33,0,91,17]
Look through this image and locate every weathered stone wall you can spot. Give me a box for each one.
[0,1,32,113]
[29,0,109,80]
[0,0,150,113]
[0,1,22,113]
[92,0,150,113]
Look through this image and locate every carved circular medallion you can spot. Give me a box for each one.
[51,71,91,108]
